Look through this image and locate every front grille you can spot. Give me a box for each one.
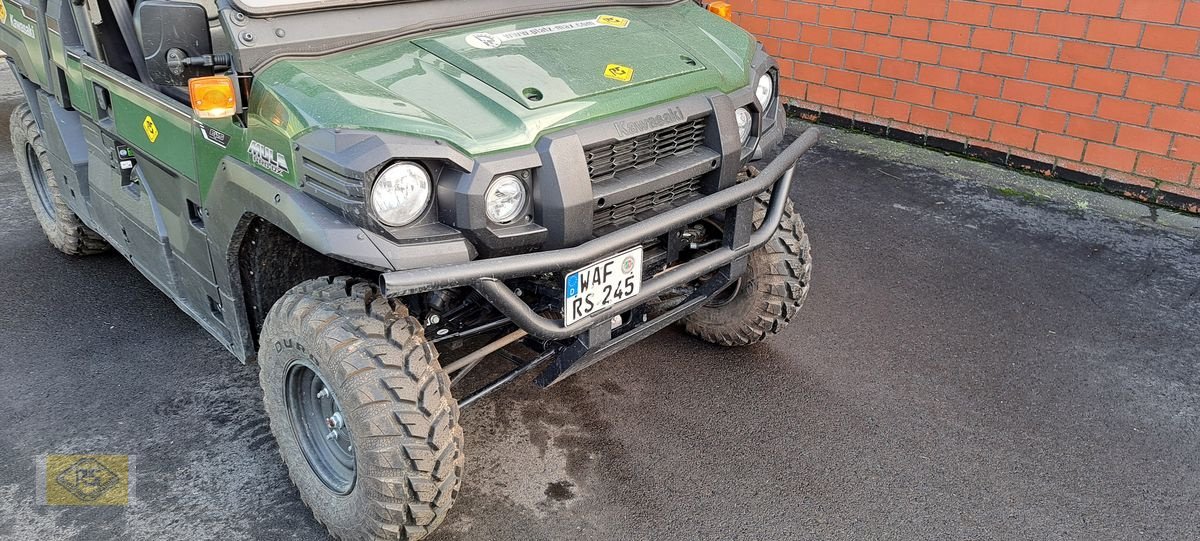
[585,117,707,182]
[594,177,703,231]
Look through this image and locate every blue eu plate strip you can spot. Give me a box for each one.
[566,273,580,298]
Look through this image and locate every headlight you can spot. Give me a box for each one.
[370,161,431,227]
[756,73,775,109]
[485,174,527,224]
[735,107,753,146]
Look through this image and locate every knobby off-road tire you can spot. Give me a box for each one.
[683,192,812,346]
[10,104,108,255]
[259,277,464,541]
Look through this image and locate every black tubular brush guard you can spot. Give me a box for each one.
[381,127,819,341]
[382,127,818,333]
[383,128,819,390]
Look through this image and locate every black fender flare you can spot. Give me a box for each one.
[205,157,395,271]
[206,158,394,362]
[206,157,477,361]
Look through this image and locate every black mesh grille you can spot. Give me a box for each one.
[585,117,707,182]
[594,177,703,231]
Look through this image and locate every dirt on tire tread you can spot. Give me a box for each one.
[10,104,109,256]
[683,191,812,347]
[259,277,464,541]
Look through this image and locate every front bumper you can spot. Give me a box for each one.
[380,127,820,341]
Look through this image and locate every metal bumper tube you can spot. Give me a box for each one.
[381,127,820,340]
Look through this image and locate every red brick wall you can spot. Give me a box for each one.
[733,0,1200,207]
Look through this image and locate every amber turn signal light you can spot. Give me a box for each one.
[189,76,238,119]
[708,1,733,21]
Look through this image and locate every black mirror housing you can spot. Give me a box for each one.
[135,1,214,87]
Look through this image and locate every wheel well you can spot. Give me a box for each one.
[237,218,377,343]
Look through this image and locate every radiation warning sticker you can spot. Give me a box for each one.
[605,64,634,83]
[142,116,159,143]
[596,15,630,28]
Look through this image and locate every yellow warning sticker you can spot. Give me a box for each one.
[605,64,634,83]
[0,3,7,22]
[596,15,630,28]
[143,116,159,143]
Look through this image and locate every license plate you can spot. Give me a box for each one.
[563,246,643,326]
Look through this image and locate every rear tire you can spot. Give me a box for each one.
[259,277,464,540]
[683,192,812,346]
[10,104,108,256]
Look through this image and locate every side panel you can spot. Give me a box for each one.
[34,89,91,223]
[77,57,229,345]
[0,0,49,89]
[193,116,244,201]
[61,50,92,116]
[81,60,196,178]
[45,3,95,117]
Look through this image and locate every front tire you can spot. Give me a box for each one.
[10,104,108,256]
[259,277,464,540]
[683,192,812,346]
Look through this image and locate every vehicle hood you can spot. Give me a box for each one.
[249,2,756,157]
[411,12,706,109]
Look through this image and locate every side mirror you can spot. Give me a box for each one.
[135,1,214,87]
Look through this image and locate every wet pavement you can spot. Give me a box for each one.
[0,65,1198,540]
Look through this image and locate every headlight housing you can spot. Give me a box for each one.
[755,73,775,110]
[370,161,431,227]
[735,107,753,146]
[485,174,528,224]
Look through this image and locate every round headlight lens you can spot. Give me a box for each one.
[371,161,431,227]
[756,73,775,109]
[735,107,753,146]
[485,174,527,224]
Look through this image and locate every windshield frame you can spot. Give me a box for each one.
[221,0,688,72]
[231,0,683,16]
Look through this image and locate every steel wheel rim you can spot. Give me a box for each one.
[26,143,56,219]
[285,360,356,495]
[705,277,743,308]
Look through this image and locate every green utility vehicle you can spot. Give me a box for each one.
[3,0,817,538]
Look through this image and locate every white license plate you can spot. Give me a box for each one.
[563,246,643,326]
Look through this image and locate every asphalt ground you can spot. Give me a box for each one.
[0,65,1198,540]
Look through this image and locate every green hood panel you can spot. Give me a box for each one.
[413,11,704,109]
[251,3,754,157]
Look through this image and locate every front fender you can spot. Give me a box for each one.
[205,157,395,270]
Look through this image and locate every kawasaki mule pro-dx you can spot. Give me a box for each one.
[2,0,817,537]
